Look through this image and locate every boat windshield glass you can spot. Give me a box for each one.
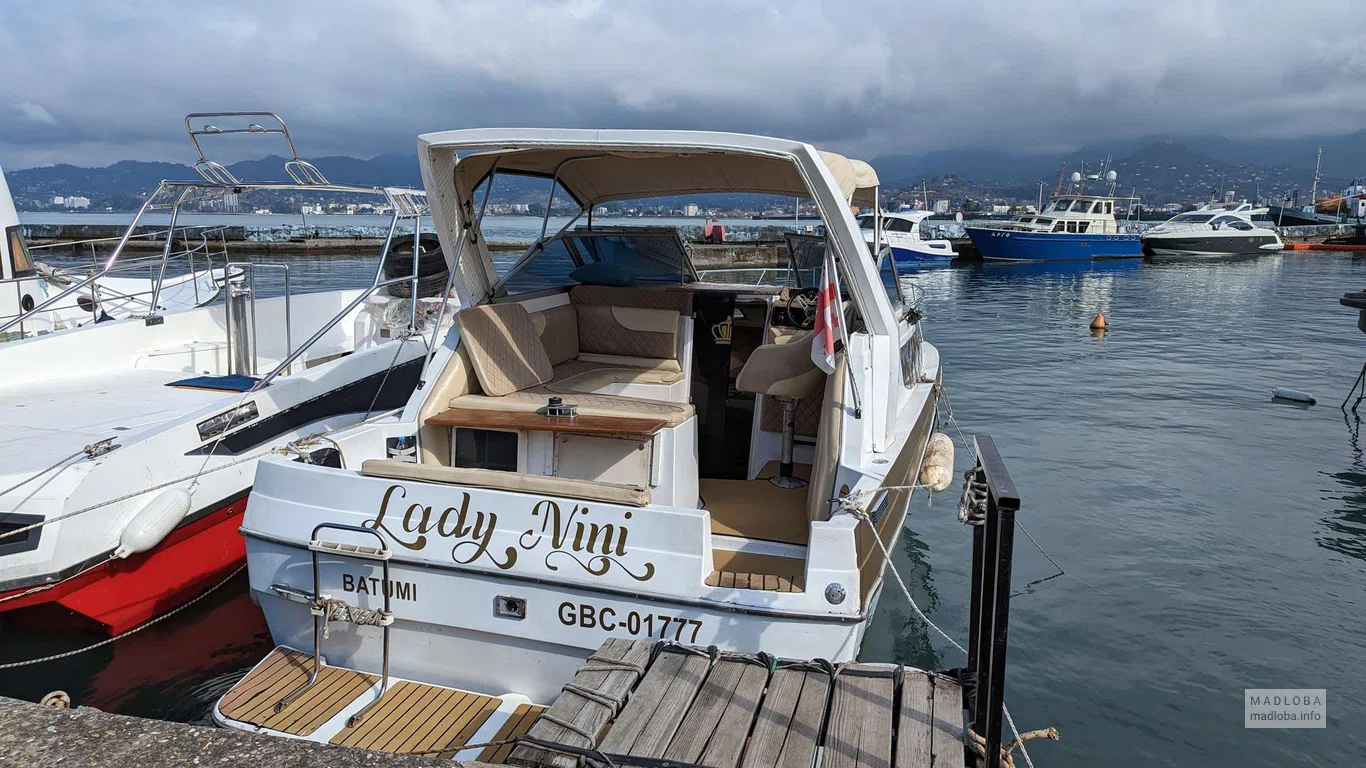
[784,233,850,298]
[858,215,876,230]
[499,228,693,296]
[1170,213,1215,223]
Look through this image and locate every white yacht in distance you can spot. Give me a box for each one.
[215,127,947,740]
[0,113,445,634]
[1142,201,1284,258]
[0,163,225,339]
[859,210,957,263]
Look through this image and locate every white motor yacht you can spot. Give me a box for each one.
[216,128,947,737]
[1142,201,1285,258]
[859,210,957,263]
[0,164,225,340]
[0,113,450,634]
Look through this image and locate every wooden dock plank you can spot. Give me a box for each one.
[857,671,895,768]
[662,658,748,764]
[740,665,831,768]
[739,667,803,768]
[781,669,832,768]
[600,649,710,758]
[822,666,894,768]
[698,661,770,768]
[927,677,964,768]
[896,671,934,768]
[509,638,653,768]
[822,671,861,768]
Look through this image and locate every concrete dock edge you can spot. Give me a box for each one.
[0,696,458,767]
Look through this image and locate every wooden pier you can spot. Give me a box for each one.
[509,638,967,768]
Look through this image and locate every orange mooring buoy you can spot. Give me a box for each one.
[1090,311,1107,330]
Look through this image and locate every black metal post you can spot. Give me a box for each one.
[964,435,1020,768]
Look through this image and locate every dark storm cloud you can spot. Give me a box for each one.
[2,0,1364,167]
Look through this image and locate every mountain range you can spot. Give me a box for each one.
[6,131,1365,210]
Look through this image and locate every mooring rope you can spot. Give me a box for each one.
[0,564,246,670]
[842,505,1042,768]
[0,438,117,502]
[0,446,276,546]
[314,596,391,640]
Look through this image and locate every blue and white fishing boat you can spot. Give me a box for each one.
[966,170,1141,261]
[859,210,957,264]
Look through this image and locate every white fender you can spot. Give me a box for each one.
[917,432,955,493]
[114,488,192,559]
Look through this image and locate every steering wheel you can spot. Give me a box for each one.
[784,287,819,330]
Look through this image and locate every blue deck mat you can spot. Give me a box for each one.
[166,374,259,392]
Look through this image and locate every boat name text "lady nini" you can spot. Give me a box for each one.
[364,484,657,581]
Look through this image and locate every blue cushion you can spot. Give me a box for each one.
[570,262,636,287]
[167,374,259,392]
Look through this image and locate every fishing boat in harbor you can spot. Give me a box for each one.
[217,128,947,722]
[0,164,225,340]
[965,169,1141,261]
[1142,201,1284,258]
[0,113,447,634]
[860,210,957,264]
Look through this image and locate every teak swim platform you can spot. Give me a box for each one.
[216,638,970,767]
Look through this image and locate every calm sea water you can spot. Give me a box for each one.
[3,249,1363,766]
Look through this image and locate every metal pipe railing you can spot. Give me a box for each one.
[251,271,427,391]
[0,190,165,336]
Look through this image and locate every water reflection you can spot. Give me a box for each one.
[1323,409,1366,564]
[859,526,945,672]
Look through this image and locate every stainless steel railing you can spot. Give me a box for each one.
[0,225,231,336]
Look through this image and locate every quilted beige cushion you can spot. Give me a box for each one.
[455,304,553,396]
[570,285,694,315]
[576,305,678,359]
[546,359,684,394]
[760,383,824,437]
[531,304,579,366]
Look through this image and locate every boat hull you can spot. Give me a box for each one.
[248,546,869,703]
[1142,234,1283,258]
[889,244,955,264]
[0,494,248,634]
[966,227,1142,261]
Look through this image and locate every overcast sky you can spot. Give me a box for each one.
[2,0,1364,168]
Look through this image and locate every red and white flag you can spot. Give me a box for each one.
[810,247,840,373]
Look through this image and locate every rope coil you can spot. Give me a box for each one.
[313,596,392,639]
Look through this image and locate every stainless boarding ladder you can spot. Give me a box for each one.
[274,523,394,726]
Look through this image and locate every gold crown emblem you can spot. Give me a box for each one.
[711,317,732,345]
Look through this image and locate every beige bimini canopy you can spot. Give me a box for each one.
[448,144,877,207]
